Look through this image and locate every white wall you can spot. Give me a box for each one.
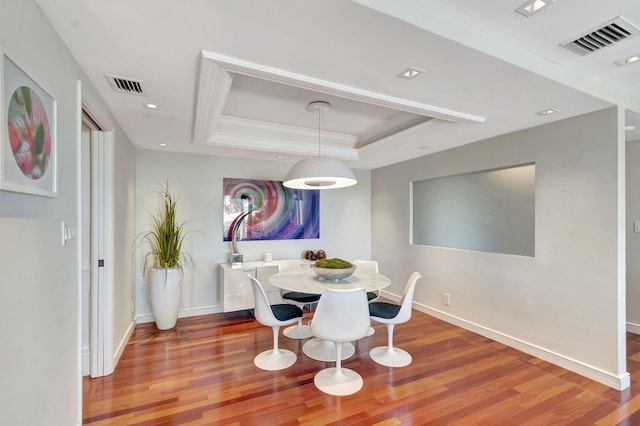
[0,1,136,423]
[372,108,628,389]
[135,149,371,320]
[627,138,640,331]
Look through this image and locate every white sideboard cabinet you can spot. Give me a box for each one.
[219,260,311,312]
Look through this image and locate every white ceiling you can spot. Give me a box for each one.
[35,0,640,169]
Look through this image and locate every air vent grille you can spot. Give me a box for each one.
[561,16,639,56]
[105,74,146,96]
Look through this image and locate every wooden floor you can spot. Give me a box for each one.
[83,307,640,425]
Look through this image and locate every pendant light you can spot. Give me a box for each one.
[283,101,357,190]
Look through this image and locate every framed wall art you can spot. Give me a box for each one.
[223,178,319,241]
[1,53,57,197]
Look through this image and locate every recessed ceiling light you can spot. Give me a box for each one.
[419,145,431,150]
[626,126,636,132]
[144,102,159,109]
[537,108,557,116]
[397,67,423,80]
[159,143,166,147]
[277,155,283,159]
[515,0,554,17]
[616,55,640,66]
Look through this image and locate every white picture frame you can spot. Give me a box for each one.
[1,52,57,197]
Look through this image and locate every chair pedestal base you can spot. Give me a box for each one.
[283,324,312,339]
[314,367,363,396]
[369,346,412,367]
[254,349,297,371]
[366,326,375,336]
[303,338,355,361]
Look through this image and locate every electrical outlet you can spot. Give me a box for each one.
[635,220,640,233]
[443,293,451,307]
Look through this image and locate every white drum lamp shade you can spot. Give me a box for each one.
[284,156,357,189]
[283,101,357,190]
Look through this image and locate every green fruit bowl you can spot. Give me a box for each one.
[312,265,357,281]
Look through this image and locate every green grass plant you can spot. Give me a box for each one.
[139,182,193,274]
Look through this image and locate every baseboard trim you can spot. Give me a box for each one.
[423,303,629,390]
[113,320,136,371]
[379,290,630,390]
[627,321,640,335]
[136,305,224,324]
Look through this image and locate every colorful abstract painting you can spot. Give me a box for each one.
[8,86,52,180]
[1,55,56,196]
[223,178,319,241]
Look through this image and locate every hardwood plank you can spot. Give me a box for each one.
[83,307,640,425]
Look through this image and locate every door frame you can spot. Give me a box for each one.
[77,80,116,385]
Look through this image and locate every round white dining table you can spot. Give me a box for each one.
[268,268,391,361]
[268,268,391,295]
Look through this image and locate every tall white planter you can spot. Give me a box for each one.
[149,268,182,330]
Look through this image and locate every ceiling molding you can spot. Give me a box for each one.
[193,56,234,143]
[195,50,486,140]
[200,50,487,122]
[193,50,485,159]
[358,118,457,156]
[204,115,359,160]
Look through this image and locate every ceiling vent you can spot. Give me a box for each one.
[105,74,147,96]
[561,16,640,56]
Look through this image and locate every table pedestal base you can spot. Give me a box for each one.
[303,338,354,361]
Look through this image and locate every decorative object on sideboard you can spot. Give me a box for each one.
[230,209,254,266]
[304,249,326,260]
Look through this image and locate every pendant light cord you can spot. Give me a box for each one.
[317,105,323,158]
